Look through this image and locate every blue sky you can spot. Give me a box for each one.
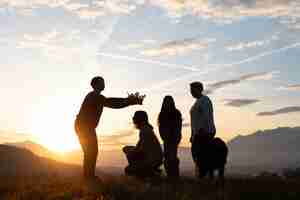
[0,0,300,151]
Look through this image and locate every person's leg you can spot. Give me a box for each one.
[75,121,88,178]
[75,122,98,180]
[85,129,98,179]
[173,143,180,177]
[126,159,147,177]
[192,134,209,178]
[191,135,200,163]
[123,146,141,166]
[165,142,179,177]
[123,146,144,176]
[163,143,171,176]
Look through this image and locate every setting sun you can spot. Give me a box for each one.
[28,99,80,152]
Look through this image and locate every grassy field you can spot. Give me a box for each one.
[0,175,300,200]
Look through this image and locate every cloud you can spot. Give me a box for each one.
[17,29,80,47]
[65,1,136,19]
[0,0,138,19]
[2,0,300,25]
[72,6,106,19]
[257,106,300,116]
[98,52,201,71]
[224,98,260,107]
[118,39,157,51]
[143,41,300,93]
[205,71,278,94]
[15,30,96,63]
[149,0,300,24]
[226,35,279,51]
[141,37,216,57]
[105,0,137,15]
[279,84,300,91]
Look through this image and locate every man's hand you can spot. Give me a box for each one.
[127,92,146,105]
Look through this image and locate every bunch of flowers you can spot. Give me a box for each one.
[127,92,146,105]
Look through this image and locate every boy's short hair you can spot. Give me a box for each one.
[133,110,148,124]
[91,76,104,89]
[190,81,204,93]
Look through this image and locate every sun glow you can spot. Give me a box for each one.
[31,116,80,152]
[37,132,80,153]
[29,98,81,153]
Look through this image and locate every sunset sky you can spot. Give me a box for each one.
[0,0,300,152]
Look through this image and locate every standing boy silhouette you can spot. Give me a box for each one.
[74,76,144,182]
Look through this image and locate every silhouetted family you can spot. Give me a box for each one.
[75,76,228,186]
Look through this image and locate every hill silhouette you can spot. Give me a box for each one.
[0,144,80,177]
[5,140,57,159]
[1,132,300,200]
[227,126,300,174]
[4,126,300,176]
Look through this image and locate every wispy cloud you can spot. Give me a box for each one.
[279,12,300,30]
[279,84,300,91]
[17,29,80,48]
[98,52,201,71]
[221,42,300,68]
[226,35,279,51]
[257,106,300,116]
[148,0,300,25]
[224,99,260,107]
[142,37,216,57]
[15,30,98,62]
[2,0,300,26]
[67,1,136,19]
[205,71,278,94]
[142,41,300,92]
[0,0,138,19]
[118,39,157,51]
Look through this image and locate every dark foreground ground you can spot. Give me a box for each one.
[1,175,300,200]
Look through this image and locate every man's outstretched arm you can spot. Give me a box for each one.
[104,97,134,109]
[103,92,145,108]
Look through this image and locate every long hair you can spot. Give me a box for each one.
[158,96,178,126]
[161,96,176,112]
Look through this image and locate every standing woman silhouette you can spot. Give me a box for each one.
[158,96,182,178]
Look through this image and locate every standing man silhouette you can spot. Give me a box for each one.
[189,82,216,177]
[74,76,144,183]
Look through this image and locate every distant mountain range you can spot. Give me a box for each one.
[4,140,57,159]
[0,144,80,177]
[227,126,300,174]
[3,126,300,176]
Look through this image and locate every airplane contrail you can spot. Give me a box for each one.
[221,41,300,68]
[98,41,300,92]
[145,41,300,92]
[140,71,207,92]
[97,52,201,71]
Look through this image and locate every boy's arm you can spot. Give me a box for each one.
[104,97,132,108]
[103,96,142,109]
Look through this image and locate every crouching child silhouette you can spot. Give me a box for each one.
[123,111,163,179]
